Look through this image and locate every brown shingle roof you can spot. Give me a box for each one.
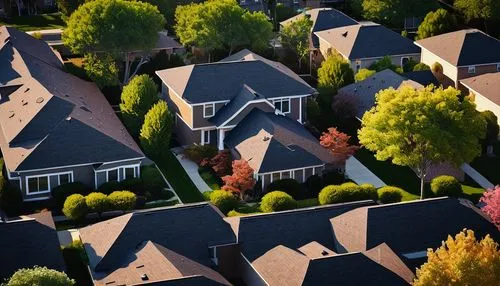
[461,72,500,106]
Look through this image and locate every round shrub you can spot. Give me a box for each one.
[266,179,303,199]
[63,194,88,221]
[318,185,346,205]
[305,175,324,196]
[432,62,443,74]
[6,266,75,286]
[52,182,88,210]
[210,190,238,215]
[108,191,137,211]
[359,183,378,201]
[378,186,403,203]
[260,191,297,213]
[430,175,463,197]
[120,178,146,195]
[319,183,377,205]
[203,190,214,201]
[85,192,110,215]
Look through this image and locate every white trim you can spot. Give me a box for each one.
[272,98,291,114]
[241,254,270,286]
[57,171,74,185]
[14,157,145,174]
[467,65,476,74]
[256,164,325,176]
[25,175,51,196]
[24,196,51,202]
[190,99,230,107]
[218,99,275,128]
[95,163,141,187]
[203,103,216,118]
[298,97,302,123]
[400,56,410,67]
[189,94,312,107]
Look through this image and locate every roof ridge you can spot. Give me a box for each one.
[366,196,450,210]
[131,202,210,216]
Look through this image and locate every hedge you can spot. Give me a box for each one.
[85,192,109,216]
[378,186,403,203]
[97,181,122,195]
[318,183,378,205]
[52,182,88,210]
[266,179,303,199]
[108,191,137,211]
[63,194,88,221]
[305,175,323,196]
[210,190,238,215]
[260,191,297,213]
[430,175,463,197]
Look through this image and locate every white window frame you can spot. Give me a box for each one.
[468,66,476,74]
[203,103,215,118]
[106,168,119,182]
[273,98,291,114]
[497,63,500,72]
[26,175,51,195]
[124,167,136,180]
[102,164,140,184]
[400,57,410,68]
[57,171,74,185]
[202,129,211,145]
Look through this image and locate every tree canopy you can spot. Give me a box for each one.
[63,0,165,85]
[413,229,500,285]
[480,186,500,230]
[355,68,376,82]
[454,0,500,30]
[140,100,174,158]
[369,56,403,73]
[222,159,256,199]
[320,127,359,163]
[6,266,75,286]
[280,14,313,70]
[317,53,354,96]
[354,0,439,27]
[416,9,457,40]
[358,86,486,199]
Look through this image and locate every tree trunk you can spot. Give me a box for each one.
[16,0,21,16]
[419,176,425,200]
[123,53,131,85]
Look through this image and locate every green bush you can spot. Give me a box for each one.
[318,183,377,205]
[266,179,303,199]
[431,62,443,74]
[413,63,430,71]
[184,144,218,164]
[97,181,122,195]
[322,170,345,186]
[141,165,165,191]
[0,178,23,216]
[6,266,75,286]
[52,182,88,210]
[359,183,378,201]
[140,100,174,158]
[430,175,463,197]
[63,194,88,221]
[318,185,345,205]
[378,186,403,203]
[120,178,146,195]
[203,190,214,201]
[227,210,243,217]
[210,190,238,215]
[108,191,137,211]
[85,192,109,215]
[260,191,297,213]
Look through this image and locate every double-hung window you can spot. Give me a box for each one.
[468,66,476,74]
[203,103,215,118]
[497,63,500,72]
[202,130,211,145]
[27,176,49,195]
[58,172,73,185]
[274,98,290,114]
[124,167,135,180]
[108,169,119,182]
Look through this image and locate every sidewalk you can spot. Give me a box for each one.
[345,157,386,188]
[461,163,494,189]
[171,147,212,193]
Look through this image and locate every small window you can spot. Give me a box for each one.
[59,173,72,185]
[497,63,500,72]
[27,176,49,194]
[108,169,119,182]
[401,57,410,67]
[203,103,215,118]
[203,130,211,144]
[468,66,476,74]
[274,99,290,114]
[282,171,291,179]
[272,172,280,182]
[125,167,135,179]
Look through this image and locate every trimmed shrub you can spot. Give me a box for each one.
[97,181,122,195]
[6,266,75,286]
[318,185,346,205]
[203,190,214,201]
[318,183,377,205]
[227,210,243,217]
[108,191,137,211]
[210,190,239,215]
[62,194,88,221]
[305,175,324,196]
[378,186,403,203]
[184,144,218,164]
[266,179,303,199]
[359,183,378,201]
[85,192,109,216]
[413,63,430,71]
[52,182,88,210]
[0,179,23,216]
[120,178,146,195]
[430,175,463,197]
[140,100,174,158]
[260,191,297,213]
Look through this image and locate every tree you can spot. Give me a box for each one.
[140,100,174,158]
[416,9,457,40]
[83,53,119,88]
[358,86,486,199]
[355,68,376,82]
[222,159,256,199]
[63,0,165,86]
[6,266,75,286]
[280,14,313,70]
[480,110,499,156]
[454,0,500,32]
[317,53,354,96]
[63,194,88,220]
[208,150,233,177]
[413,229,500,285]
[120,75,159,137]
[56,0,85,19]
[175,0,272,61]
[369,56,402,73]
[480,186,500,230]
[413,63,431,71]
[320,127,359,163]
[361,0,439,28]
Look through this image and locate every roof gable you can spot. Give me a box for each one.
[461,72,500,106]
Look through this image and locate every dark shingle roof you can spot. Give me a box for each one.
[461,73,500,106]
[416,29,500,66]
[0,212,66,280]
[315,23,420,60]
[80,203,236,272]
[224,109,335,173]
[224,201,375,262]
[402,70,439,87]
[156,60,316,104]
[331,198,500,256]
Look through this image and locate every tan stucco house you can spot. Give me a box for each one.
[461,72,500,127]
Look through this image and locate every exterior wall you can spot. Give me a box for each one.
[349,54,420,73]
[163,83,194,127]
[193,102,227,128]
[258,165,325,190]
[456,64,499,90]
[174,114,202,146]
[471,92,500,127]
[216,244,241,280]
[419,48,458,87]
[226,102,275,127]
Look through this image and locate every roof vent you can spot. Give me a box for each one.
[64,94,70,97]
[141,274,149,281]
[263,136,270,141]
[342,31,348,37]
[136,265,144,269]
[8,111,14,118]
[36,97,44,104]
[80,106,91,112]
[24,88,30,93]
[66,116,72,121]
[321,250,329,256]
[21,100,28,106]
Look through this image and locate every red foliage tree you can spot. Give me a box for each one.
[222,159,256,199]
[210,150,232,177]
[480,185,500,230]
[320,127,359,162]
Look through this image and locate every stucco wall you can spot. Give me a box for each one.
[472,92,500,127]
[420,48,457,85]
[163,83,194,127]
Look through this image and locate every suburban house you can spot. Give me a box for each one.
[461,73,500,126]
[415,29,500,90]
[280,8,358,67]
[79,203,237,285]
[314,22,421,72]
[0,26,145,201]
[331,197,500,269]
[0,211,65,280]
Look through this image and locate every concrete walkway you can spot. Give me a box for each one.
[345,157,386,188]
[461,163,494,189]
[171,147,212,193]
[57,229,80,247]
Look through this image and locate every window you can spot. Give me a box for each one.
[272,172,281,182]
[497,63,500,72]
[282,171,291,179]
[125,167,135,180]
[27,176,49,194]
[274,98,290,114]
[203,103,215,118]
[468,66,476,74]
[58,173,72,185]
[108,169,119,182]
[401,57,410,67]
[203,130,211,144]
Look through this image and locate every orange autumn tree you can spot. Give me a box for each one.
[413,229,500,286]
[222,159,256,199]
[320,127,359,162]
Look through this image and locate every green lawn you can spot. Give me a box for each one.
[0,13,65,31]
[155,152,205,203]
[470,142,500,185]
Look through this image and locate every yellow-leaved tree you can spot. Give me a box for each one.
[413,229,500,286]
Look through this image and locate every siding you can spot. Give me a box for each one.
[420,48,457,86]
[192,102,227,128]
[471,92,500,127]
[174,114,202,146]
[163,83,193,127]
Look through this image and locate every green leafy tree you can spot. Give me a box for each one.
[120,75,159,137]
[83,53,119,88]
[361,0,439,27]
[481,110,499,156]
[317,53,354,96]
[454,0,500,32]
[275,3,298,25]
[416,9,457,40]
[369,56,403,73]
[6,266,75,286]
[63,194,88,220]
[358,86,486,199]
[56,0,86,19]
[355,68,376,82]
[413,63,431,71]
[280,14,313,70]
[140,100,174,158]
[63,0,165,86]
